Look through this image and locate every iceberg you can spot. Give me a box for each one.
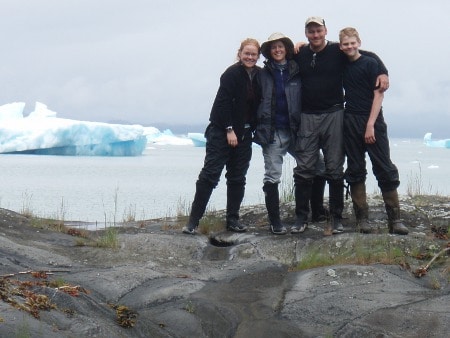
[188,132,206,147]
[145,128,193,146]
[0,102,148,156]
[423,133,450,149]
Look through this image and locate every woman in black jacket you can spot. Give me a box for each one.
[182,38,262,235]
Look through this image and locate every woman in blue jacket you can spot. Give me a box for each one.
[183,38,262,235]
[255,33,326,235]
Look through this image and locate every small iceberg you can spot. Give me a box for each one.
[145,128,193,146]
[423,133,450,148]
[188,132,206,147]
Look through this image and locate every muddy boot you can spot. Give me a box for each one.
[291,179,311,234]
[311,176,329,222]
[263,183,287,235]
[350,182,371,234]
[226,184,247,232]
[182,181,214,235]
[329,179,344,234]
[382,189,409,235]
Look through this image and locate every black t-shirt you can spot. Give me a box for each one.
[293,42,388,113]
[343,54,379,115]
[294,42,346,112]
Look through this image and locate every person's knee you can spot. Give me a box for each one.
[379,180,400,192]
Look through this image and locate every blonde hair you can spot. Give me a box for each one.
[236,38,260,61]
[339,27,361,43]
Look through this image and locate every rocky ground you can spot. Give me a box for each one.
[0,195,449,337]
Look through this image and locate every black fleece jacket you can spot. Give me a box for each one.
[208,62,261,139]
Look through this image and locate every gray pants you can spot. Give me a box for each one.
[262,128,325,184]
[295,109,344,181]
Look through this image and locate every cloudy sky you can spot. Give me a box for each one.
[0,0,448,138]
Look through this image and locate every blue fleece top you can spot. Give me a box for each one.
[272,61,290,129]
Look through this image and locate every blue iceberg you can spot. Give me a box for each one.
[423,133,450,149]
[188,132,206,147]
[0,102,148,156]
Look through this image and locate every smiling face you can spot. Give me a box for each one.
[339,35,361,61]
[270,40,287,63]
[305,23,327,52]
[238,43,260,69]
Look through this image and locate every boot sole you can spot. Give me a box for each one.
[291,224,307,234]
[271,225,287,235]
[182,226,196,235]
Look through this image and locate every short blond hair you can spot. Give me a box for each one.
[339,27,361,43]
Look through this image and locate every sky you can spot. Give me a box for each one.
[0,0,449,138]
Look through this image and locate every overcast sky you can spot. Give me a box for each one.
[0,0,448,138]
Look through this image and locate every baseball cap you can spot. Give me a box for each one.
[305,16,325,27]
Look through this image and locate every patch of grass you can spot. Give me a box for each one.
[20,191,34,218]
[48,277,67,288]
[53,197,67,224]
[280,180,295,203]
[198,213,224,234]
[280,157,295,203]
[406,165,440,197]
[429,272,441,290]
[185,300,195,313]
[28,217,65,232]
[75,238,87,246]
[176,197,190,217]
[95,227,119,249]
[294,235,408,271]
[122,204,136,223]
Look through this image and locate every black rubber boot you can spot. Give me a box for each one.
[382,189,409,235]
[350,182,371,234]
[311,176,328,222]
[291,180,312,234]
[329,179,344,234]
[182,181,214,235]
[226,184,247,232]
[263,182,287,235]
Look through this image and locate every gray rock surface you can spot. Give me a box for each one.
[0,195,449,337]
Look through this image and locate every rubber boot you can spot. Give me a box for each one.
[291,179,312,233]
[311,175,329,222]
[329,179,344,234]
[382,189,409,235]
[226,184,247,232]
[263,182,287,235]
[182,181,214,235]
[350,182,371,234]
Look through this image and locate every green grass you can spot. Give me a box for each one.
[95,227,119,249]
[197,213,224,234]
[294,235,409,271]
[185,300,195,313]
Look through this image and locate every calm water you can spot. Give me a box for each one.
[0,138,448,223]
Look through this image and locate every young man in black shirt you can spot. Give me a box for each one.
[339,27,408,235]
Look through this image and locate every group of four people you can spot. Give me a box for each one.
[182,16,409,236]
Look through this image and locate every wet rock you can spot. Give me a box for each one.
[0,194,448,337]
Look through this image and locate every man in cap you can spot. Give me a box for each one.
[292,16,389,234]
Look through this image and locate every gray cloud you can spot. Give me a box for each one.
[0,0,448,138]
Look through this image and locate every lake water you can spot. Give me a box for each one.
[0,138,448,223]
